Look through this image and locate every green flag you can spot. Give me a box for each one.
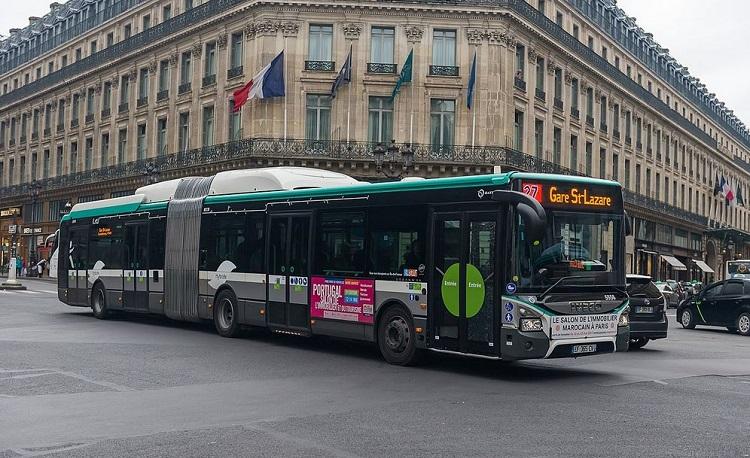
[391,49,413,100]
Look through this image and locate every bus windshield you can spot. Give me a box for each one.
[516,211,623,290]
[727,261,750,277]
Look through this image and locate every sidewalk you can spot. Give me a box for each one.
[0,274,57,284]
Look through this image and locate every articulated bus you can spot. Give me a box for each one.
[57,167,630,365]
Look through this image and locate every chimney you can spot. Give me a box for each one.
[9,28,21,34]
[29,16,41,25]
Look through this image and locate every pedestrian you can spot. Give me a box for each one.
[15,257,22,277]
[37,259,44,277]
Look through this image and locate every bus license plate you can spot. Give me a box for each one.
[636,306,653,314]
[572,344,597,355]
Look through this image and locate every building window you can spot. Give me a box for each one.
[555,11,563,26]
[143,14,151,30]
[180,51,192,85]
[432,29,456,67]
[587,36,594,49]
[600,96,607,127]
[58,99,65,128]
[553,68,562,101]
[139,68,149,101]
[70,141,78,174]
[535,57,545,94]
[655,172,661,200]
[117,128,127,164]
[624,158,630,190]
[202,105,215,147]
[613,104,620,133]
[612,153,619,181]
[157,118,168,155]
[305,94,332,141]
[308,24,333,62]
[572,24,579,40]
[514,110,524,151]
[124,24,132,40]
[184,0,193,10]
[90,40,97,54]
[585,141,592,176]
[515,45,525,78]
[137,123,146,159]
[599,148,606,179]
[585,87,593,119]
[204,41,217,77]
[368,96,393,144]
[120,75,129,104]
[230,32,243,69]
[103,82,112,111]
[56,145,63,176]
[86,88,95,116]
[571,77,579,110]
[106,32,114,47]
[101,133,109,167]
[179,112,190,152]
[646,169,652,197]
[159,60,170,92]
[163,5,172,21]
[534,119,544,158]
[229,107,242,141]
[370,27,395,64]
[430,99,455,150]
[549,127,559,164]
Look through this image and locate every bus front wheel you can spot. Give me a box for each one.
[91,284,109,320]
[214,290,241,338]
[377,306,423,366]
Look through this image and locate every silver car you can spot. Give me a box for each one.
[656,283,679,308]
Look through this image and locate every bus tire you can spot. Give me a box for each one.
[377,305,423,366]
[214,289,241,338]
[91,284,109,320]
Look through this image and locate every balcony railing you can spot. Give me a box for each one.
[535,88,546,102]
[8,138,15,147]
[137,97,149,108]
[202,74,217,88]
[429,65,459,77]
[57,124,65,133]
[118,103,129,114]
[101,108,111,119]
[600,123,608,133]
[553,97,563,111]
[636,141,643,150]
[85,113,95,124]
[157,90,169,102]
[178,82,192,95]
[514,78,527,92]
[625,136,632,146]
[70,119,79,129]
[613,129,620,140]
[31,132,39,141]
[227,66,244,79]
[305,61,335,72]
[43,127,51,137]
[20,136,26,145]
[585,116,594,128]
[570,107,579,119]
[367,63,397,74]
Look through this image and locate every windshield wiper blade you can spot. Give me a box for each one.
[538,275,579,299]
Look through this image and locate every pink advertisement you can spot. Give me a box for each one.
[310,276,375,324]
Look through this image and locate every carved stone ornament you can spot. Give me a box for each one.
[404,25,424,43]
[111,75,119,89]
[280,21,300,38]
[504,34,517,48]
[608,99,616,108]
[486,30,503,45]
[49,101,57,112]
[342,23,362,40]
[169,52,178,68]
[527,48,537,63]
[217,33,228,50]
[547,59,557,75]
[78,87,86,97]
[244,23,256,41]
[594,88,602,99]
[466,28,486,45]
[564,71,573,85]
[191,41,202,57]
[254,20,278,37]
[94,84,102,95]
[127,67,137,81]
[148,60,157,74]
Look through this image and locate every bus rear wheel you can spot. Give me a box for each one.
[91,284,109,320]
[214,290,241,338]
[377,306,423,366]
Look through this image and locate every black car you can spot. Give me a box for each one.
[677,279,750,336]
[626,275,668,349]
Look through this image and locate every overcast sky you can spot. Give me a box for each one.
[1,0,748,127]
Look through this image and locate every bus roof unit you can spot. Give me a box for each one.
[207,167,361,196]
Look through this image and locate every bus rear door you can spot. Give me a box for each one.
[430,211,499,356]
[267,214,312,333]
[123,221,149,310]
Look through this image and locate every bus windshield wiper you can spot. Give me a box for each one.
[538,275,579,299]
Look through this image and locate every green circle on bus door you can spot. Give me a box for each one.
[440,263,486,318]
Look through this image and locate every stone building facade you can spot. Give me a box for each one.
[1,0,749,279]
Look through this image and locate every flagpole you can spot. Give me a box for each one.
[283,40,288,144]
[346,45,352,144]
[471,46,478,149]
[409,48,414,145]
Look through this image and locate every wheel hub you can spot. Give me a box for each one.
[682,310,691,327]
[739,315,750,333]
[385,317,410,353]
[220,299,234,329]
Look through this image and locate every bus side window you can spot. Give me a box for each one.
[368,206,426,278]
[316,211,366,277]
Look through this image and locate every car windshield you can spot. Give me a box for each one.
[656,284,672,292]
[627,280,662,299]
[515,211,623,290]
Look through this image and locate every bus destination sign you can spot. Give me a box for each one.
[521,182,620,209]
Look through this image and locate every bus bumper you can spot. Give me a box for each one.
[499,326,629,361]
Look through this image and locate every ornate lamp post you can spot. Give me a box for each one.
[28,180,42,266]
[372,140,415,179]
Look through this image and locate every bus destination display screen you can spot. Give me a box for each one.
[520,182,622,210]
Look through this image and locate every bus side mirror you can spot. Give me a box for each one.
[624,211,633,236]
[492,191,547,242]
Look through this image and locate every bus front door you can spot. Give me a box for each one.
[430,212,498,356]
[68,226,89,306]
[267,214,311,333]
[123,222,149,310]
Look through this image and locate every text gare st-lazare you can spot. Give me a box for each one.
[548,186,613,207]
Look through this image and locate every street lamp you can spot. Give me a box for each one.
[28,180,42,267]
[372,140,415,179]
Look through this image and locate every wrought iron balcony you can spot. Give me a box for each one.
[85,113,95,124]
[8,138,14,147]
[625,136,632,146]
[367,63,397,74]
[535,88,546,102]
[31,132,38,141]
[118,103,129,114]
[514,78,527,92]
[570,107,580,119]
[202,74,217,88]
[623,189,708,227]
[657,153,662,162]
[585,115,594,128]
[157,90,169,102]
[305,61,335,72]
[227,66,244,79]
[20,136,26,145]
[0,142,3,149]
[178,82,192,95]
[613,129,620,140]
[70,119,79,129]
[101,108,111,119]
[600,123,608,133]
[647,147,653,156]
[57,124,65,133]
[553,97,563,111]
[429,65,459,77]
[636,141,643,150]
[43,127,51,138]
[137,97,148,108]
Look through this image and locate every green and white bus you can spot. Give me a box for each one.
[57,167,630,365]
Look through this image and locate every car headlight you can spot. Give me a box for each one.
[520,317,544,332]
[618,313,629,327]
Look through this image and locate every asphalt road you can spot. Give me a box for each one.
[1,279,749,457]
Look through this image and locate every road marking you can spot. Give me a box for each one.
[0,368,134,393]
[0,372,58,381]
[653,379,669,385]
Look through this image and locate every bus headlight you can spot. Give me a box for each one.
[618,313,629,327]
[520,318,544,332]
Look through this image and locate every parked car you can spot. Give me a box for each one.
[677,278,750,336]
[655,282,680,308]
[626,275,668,349]
[666,279,686,302]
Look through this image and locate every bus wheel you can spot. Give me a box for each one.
[91,284,109,320]
[214,290,241,338]
[737,312,750,337]
[377,306,423,366]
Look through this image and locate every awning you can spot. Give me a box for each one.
[693,260,715,273]
[660,255,687,271]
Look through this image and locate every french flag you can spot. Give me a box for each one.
[232,51,285,112]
